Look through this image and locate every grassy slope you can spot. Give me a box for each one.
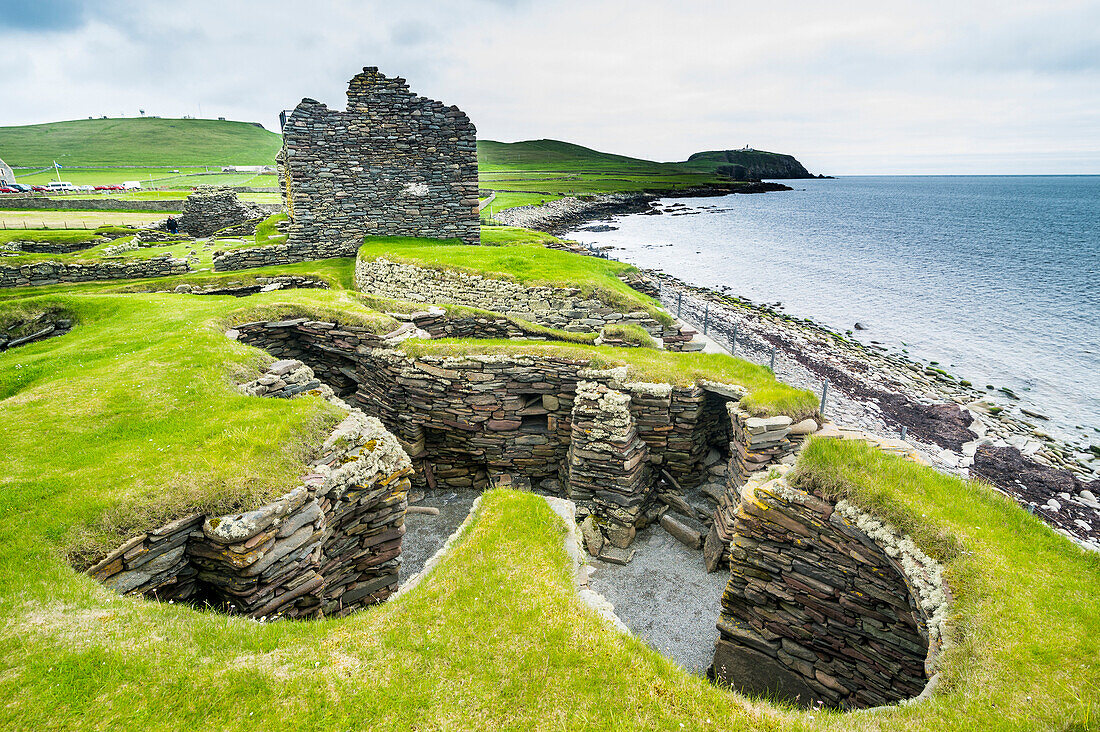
[478,139,684,173]
[0,118,282,167]
[478,140,727,201]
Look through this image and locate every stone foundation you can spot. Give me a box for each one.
[1,310,73,351]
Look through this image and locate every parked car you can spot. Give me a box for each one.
[9,183,32,192]
[77,185,95,192]
[31,185,48,192]
[46,181,77,192]
[121,181,142,190]
[0,187,16,194]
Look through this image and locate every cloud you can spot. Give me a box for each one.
[0,0,1096,173]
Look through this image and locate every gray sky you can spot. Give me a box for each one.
[1,0,1098,174]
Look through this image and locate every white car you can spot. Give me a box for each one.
[46,181,77,192]
[121,181,142,190]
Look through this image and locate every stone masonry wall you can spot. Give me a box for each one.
[0,255,190,288]
[711,469,948,709]
[356,257,666,335]
[705,406,816,571]
[224,319,765,556]
[178,186,266,237]
[86,359,412,618]
[280,66,479,253]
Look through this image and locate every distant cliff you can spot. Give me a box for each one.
[685,149,815,180]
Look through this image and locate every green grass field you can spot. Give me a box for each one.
[0,281,1095,729]
[0,118,282,167]
[0,233,1097,729]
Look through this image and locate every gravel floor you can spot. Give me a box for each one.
[587,523,728,675]
[399,490,479,584]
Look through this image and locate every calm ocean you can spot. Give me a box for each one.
[566,176,1100,444]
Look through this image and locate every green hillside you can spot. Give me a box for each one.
[684,148,814,178]
[478,139,686,173]
[0,117,282,167]
[478,139,814,182]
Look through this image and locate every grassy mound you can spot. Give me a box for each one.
[0,118,281,167]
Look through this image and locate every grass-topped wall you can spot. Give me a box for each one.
[357,230,672,327]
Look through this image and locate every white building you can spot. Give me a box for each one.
[0,158,14,185]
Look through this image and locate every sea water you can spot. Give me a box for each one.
[566,176,1100,445]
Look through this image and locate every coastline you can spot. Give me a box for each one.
[503,192,1100,551]
[492,182,790,235]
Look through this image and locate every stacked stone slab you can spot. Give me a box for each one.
[277,66,478,261]
[2,237,105,254]
[567,381,652,551]
[224,318,786,559]
[0,255,190,288]
[86,360,412,619]
[355,257,667,336]
[178,186,266,237]
[711,472,948,709]
[164,275,328,297]
[231,318,392,397]
[707,406,800,570]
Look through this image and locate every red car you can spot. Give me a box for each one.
[31,185,48,192]
[0,187,17,194]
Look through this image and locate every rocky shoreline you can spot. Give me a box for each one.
[492,183,790,235]
[508,192,1100,551]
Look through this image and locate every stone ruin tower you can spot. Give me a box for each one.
[278,67,480,250]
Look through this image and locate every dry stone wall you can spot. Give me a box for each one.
[705,407,814,571]
[0,196,182,211]
[279,67,479,258]
[0,255,190,288]
[87,359,412,618]
[356,257,667,335]
[710,469,948,709]
[351,350,751,551]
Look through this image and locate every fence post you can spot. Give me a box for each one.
[770,346,776,371]
[703,303,709,335]
[677,291,682,318]
[820,382,828,415]
[900,425,908,441]
[730,325,737,355]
